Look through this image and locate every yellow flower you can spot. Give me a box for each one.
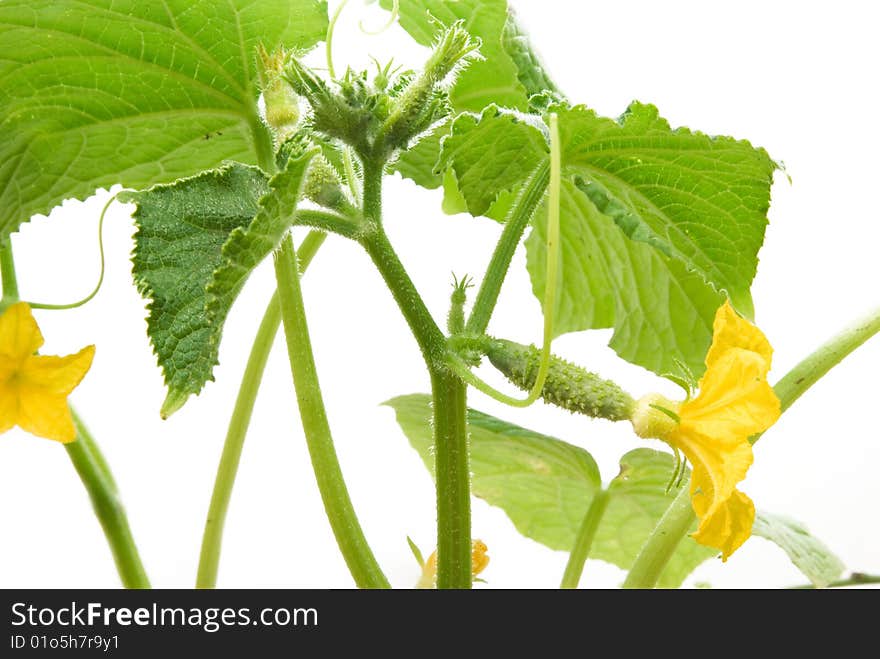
[416,539,490,588]
[0,302,95,443]
[631,301,780,560]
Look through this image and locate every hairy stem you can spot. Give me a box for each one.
[431,370,472,589]
[561,489,609,589]
[196,292,281,588]
[622,483,694,589]
[196,230,327,589]
[274,234,389,588]
[359,162,471,587]
[67,412,151,588]
[465,161,549,335]
[772,305,880,415]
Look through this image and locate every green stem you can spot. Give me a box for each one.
[196,229,326,589]
[465,160,549,335]
[789,572,880,589]
[772,305,880,414]
[560,489,609,589]
[325,0,351,80]
[431,369,472,589]
[0,236,19,309]
[359,162,471,587]
[1,238,148,588]
[359,167,446,366]
[196,292,281,589]
[274,234,389,588]
[249,113,277,174]
[622,482,694,589]
[67,413,150,588]
[294,208,361,239]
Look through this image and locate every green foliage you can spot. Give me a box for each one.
[441,102,774,376]
[124,165,268,416]
[440,106,547,216]
[0,0,327,237]
[501,7,560,99]
[125,148,315,417]
[381,0,529,112]
[752,512,845,588]
[207,145,318,341]
[385,395,717,588]
[600,449,717,588]
[527,178,724,376]
[386,394,601,547]
[385,0,542,188]
[556,103,776,318]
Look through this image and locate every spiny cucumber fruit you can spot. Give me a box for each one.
[485,338,634,421]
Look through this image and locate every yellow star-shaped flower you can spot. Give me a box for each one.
[631,301,781,560]
[416,539,490,588]
[0,302,95,443]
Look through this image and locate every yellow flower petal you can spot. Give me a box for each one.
[671,418,753,526]
[681,348,780,444]
[16,389,78,443]
[704,300,772,371]
[0,304,95,444]
[21,346,96,395]
[662,301,780,560]
[0,379,18,435]
[691,489,755,560]
[0,302,44,360]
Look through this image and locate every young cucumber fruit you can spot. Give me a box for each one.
[485,338,634,421]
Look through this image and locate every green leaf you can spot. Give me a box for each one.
[123,164,268,415]
[527,178,723,377]
[382,0,535,189]
[600,449,716,588]
[207,144,318,327]
[380,0,528,113]
[441,106,547,216]
[441,102,772,376]
[125,147,316,417]
[389,120,450,190]
[752,511,845,588]
[384,394,601,547]
[385,395,716,588]
[501,7,560,98]
[557,103,777,317]
[0,0,327,237]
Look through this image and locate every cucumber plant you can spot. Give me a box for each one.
[0,0,877,590]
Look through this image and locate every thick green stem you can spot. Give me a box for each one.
[67,412,151,588]
[360,227,447,366]
[465,161,549,335]
[360,162,471,587]
[772,305,880,414]
[561,489,609,589]
[196,230,327,589]
[274,234,389,588]
[431,370,472,589]
[622,483,694,589]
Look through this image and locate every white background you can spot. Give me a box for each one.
[2,0,879,589]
